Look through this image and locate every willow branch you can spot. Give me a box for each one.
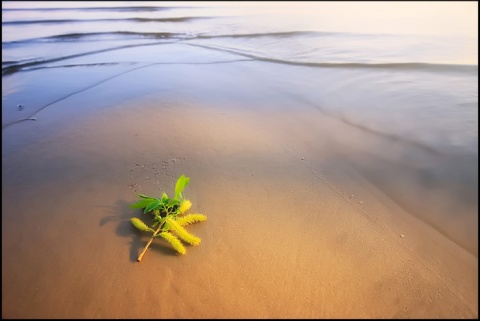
[137,210,170,262]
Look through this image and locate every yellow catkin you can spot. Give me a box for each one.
[178,199,192,214]
[175,214,207,226]
[130,218,152,232]
[159,232,186,255]
[166,217,201,246]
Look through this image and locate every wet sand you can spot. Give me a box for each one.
[2,55,478,318]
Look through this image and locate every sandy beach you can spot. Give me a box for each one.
[2,45,478,318]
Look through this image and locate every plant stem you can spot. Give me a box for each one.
[137,212,170,262]
[137,226,161,262]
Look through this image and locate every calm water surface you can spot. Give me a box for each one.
[3,1,477,155]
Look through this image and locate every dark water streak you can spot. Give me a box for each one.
[2,31,186,45]
[2,5,198,12]
[3,37,476,76]
[3,23,475,74]
[2,41,179,75]
[2,16,215,25]
[184,43,478,74]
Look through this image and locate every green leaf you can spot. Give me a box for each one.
[168,198,180,207]
[130,198,156,209]
[137,193,155,199]
[144,199,162,213]
[174,175,190,199]
[162,192,168,200]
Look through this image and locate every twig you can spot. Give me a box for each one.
[137,222,164,262]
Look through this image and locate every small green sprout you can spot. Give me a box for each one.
[130,175,207,262]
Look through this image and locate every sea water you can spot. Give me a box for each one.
[2,1,477,154]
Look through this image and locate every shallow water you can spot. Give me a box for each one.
[3,1,478,154]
